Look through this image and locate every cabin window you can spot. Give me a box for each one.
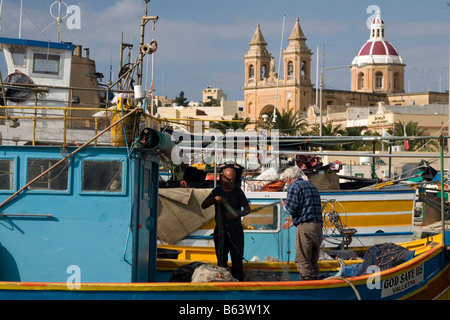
[27,158,69,190]
[242,203,279,231]
[10,47,26,67]
[33,53,60,75]
[0,159,14,190]
[82,160,123,192]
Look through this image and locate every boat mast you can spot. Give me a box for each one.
[137,0,158,87]
[0,0,3,31]
[18,0,23,38]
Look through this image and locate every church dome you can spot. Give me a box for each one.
[352,13,403,65]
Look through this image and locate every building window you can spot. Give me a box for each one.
[301,61,306,76]
[261,64,267,80]
[288,61,293,74]
[393,72,399,90]
[249,65,254,79]
[82,160,123,192]
[358,72,365,89]
[27,158,69,190]
[375,72,383,89]
[33,53,60,75]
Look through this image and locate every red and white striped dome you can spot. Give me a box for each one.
[352,13,403,65]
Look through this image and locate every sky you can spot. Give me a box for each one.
[0,0,448,102]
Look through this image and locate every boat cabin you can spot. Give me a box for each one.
[0,144,162,283]
[0,37,110,146]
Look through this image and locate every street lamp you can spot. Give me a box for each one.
[319,63,367,136]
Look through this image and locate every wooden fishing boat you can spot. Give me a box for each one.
[158,184,418,262]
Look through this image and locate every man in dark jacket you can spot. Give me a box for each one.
[201,167,250,281]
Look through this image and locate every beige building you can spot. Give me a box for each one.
[155,100,243,133]
[306,101,449,138]
[203,87,227,104]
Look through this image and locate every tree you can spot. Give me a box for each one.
[309,122,345,137]
[342,126,366,150]
[174,91,188,106]
[307,122,346,150]
[210,113,251,134]
[389,120,438,151]
[268,109,308,136]
[203,99,220,106]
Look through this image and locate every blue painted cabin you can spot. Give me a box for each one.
[0,145,160,283]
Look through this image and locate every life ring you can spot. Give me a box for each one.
[3,71,34,103]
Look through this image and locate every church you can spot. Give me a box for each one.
[242,12,448,133]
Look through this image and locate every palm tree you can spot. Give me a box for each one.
[268,109,307,136]
[342,126,366,150]
[210,113,251,134]
[309,122,345,137]
[308,122,346,150]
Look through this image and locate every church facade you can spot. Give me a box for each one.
[243,18,313,124]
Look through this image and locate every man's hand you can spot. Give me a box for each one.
[282,217,293,229]
[202,196,224,209]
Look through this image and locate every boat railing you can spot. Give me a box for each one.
[0,81,139,146]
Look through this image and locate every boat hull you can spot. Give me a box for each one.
[0,238,447,300]
[166,187,417,262]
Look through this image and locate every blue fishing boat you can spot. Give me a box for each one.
[158,185,418,262]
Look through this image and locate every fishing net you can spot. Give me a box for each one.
[191,264,238,282]
[343,243,415,277]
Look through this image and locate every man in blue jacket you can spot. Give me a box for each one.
[281,167,323,280]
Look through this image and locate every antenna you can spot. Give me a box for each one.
[273,15,286,123]
[49,0,69,42]
[19,0,23,38]
[0,0,4,31]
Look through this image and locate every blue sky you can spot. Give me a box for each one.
[0,0,448,102]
